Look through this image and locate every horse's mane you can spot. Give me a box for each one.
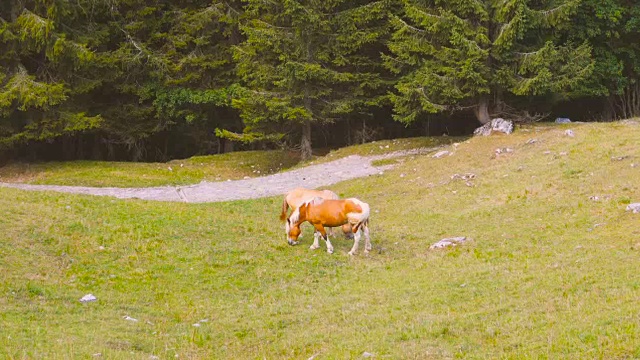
[288,197,324,224]
[288,206,300,224]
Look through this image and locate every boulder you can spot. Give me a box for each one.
[626,203,640,214]
[473,118,514,136]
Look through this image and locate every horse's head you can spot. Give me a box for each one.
[286,202,307,245]
[286,217,302,245]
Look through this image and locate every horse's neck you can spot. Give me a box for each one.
[298,207,309,224]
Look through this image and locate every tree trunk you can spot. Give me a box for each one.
[620,83,640,119]
[77,135,84,159]
[106,141,115,161]
[474,96,491,124]
[300,34,314,161]
[300,121,312,160]
[131,141,143,162]
[62,136,73,160]
[604,95,616,121]
[361,118,367,144]
[92,135,102,160]
[223,139,234,153]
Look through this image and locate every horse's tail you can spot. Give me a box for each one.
[279,196,289,221]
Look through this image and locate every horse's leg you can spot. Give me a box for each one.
[314,224,333,254]
[310,230,321,250]
[342,223,353,239]
[348,224,361,256]
[363,222,372,254]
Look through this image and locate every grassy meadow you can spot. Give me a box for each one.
[1,120,640,359]
[0,150,301,187]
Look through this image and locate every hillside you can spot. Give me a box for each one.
[1,120,639,359]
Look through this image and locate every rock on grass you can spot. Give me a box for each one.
[626,203,640,213]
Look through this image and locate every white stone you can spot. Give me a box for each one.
[80,294,97,303]
[430,237,469,250]
[474,118,514,136]
[626,203,640,213]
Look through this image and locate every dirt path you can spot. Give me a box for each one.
[0,147,441,203]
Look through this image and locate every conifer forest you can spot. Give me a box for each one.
[1,0,638,162]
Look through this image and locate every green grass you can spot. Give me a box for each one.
[322,136,458,157]
[1,120,640,359]
[297,136,461,169]
[0,150,301,187]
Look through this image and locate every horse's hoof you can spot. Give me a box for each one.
[309,245,320,250]
[327,248,334,254]
[348,251,356,256]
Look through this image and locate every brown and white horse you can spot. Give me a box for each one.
[280,187,352,237]
[280,187,340,221]
[286,197,371,256]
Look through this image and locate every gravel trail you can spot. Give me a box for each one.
[0,147,440,203]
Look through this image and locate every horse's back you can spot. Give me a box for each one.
[287,187,338,208]
[320,189,339,200]
[345,198,370,222]
[314,198,369,219]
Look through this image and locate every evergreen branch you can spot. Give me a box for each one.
[408,6,444,20]
[224,2,241,15]
[394,17,426,34]
[117,26,163,66]
[21,9,48,26]
[431,73,455,82]
[250,89,283,98]
[418,87,447,110]
[127,35,144,54]
[514,49,541,57]
[329,1,385,17]
[386,55,413,67]
[539,3,571,17]
[254,19,293,31]
[461,36,484,51]
[496,21,513,42]
[116,26,146,58]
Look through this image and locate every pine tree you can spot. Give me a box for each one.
[385,0,594,125]
[97,0,242,159]
[0,0,102,149]
[568,0,640,119]
[230,0,389,160]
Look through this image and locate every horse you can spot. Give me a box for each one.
[286,197,371,256]
[280,187,352,237]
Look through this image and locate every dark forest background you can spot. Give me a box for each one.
[1,0,638,163]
